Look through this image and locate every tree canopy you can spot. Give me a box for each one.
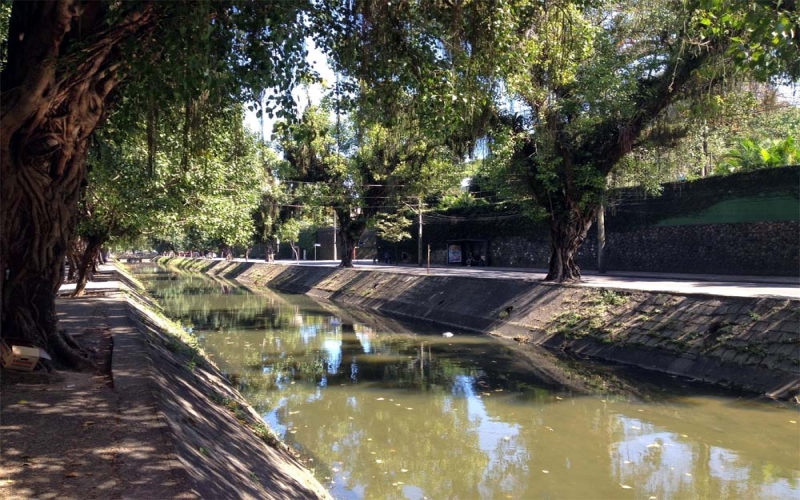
[0,0,796,366]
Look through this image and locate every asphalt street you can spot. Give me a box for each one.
[255,259,800,300]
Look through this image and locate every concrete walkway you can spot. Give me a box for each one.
[218,258,800,300]
[0,293,194,500]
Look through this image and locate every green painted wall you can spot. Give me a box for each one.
[658,195,799,226]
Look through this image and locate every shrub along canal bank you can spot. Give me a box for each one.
[159,257,800,402]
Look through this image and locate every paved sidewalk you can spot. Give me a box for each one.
[220,258,800,300]
[0,293,193,500]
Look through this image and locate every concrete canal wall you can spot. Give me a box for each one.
[164,258,800,401]
[113,264,332,499]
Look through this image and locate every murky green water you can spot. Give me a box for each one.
[133,264,800,500]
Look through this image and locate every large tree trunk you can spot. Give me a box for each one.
[0,1,152,368]
[338,230,357,268]
[72,235,104,297]
[544,204,598,283]
[65,237,83,282]
[335,209,366,269]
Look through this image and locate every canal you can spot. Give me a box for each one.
[132,263,799,499]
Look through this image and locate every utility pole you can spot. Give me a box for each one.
[427,244,431,274]
[597,204,606,274]
[417,197,423,266]
[332,209,337,261]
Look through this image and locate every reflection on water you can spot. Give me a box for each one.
[134,264,800,500]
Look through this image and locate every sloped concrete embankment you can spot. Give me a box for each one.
[115,263,331,499]
[160,258,800,401]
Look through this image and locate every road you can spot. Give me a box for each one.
[245,258,800,300]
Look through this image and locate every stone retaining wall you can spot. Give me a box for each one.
[398,166,800,275]
[163,258,800,401]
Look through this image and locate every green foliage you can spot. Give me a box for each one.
[0,0,10,72]
[438,192,490,211]
[716,136,798,174]
[86,102,264,252]
[273,96,465,259]
[611,85,799,188]
[373,212,414,243]
[114,1,314,125]
[696,0,800,82]
[22,0,798,264]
